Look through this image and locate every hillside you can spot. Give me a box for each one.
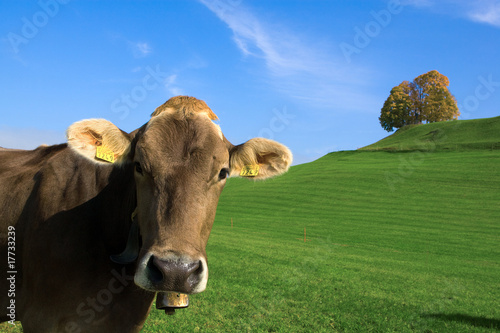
[139,148,499,331]
[360,116,500,151]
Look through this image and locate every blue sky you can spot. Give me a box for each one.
[1,0,499,165]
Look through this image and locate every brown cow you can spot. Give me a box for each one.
[0,96,292,332]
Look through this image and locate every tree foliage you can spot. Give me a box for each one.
[379,70,460,132]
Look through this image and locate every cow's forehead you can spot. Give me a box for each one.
[145,110,223,140]
[136,112,227,166]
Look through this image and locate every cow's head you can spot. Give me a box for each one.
[66,96,292,295]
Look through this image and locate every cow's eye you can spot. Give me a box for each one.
[134,162,143,175]
[218,168,229,181]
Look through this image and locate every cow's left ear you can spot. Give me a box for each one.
[229,138,292,179]
[66,119,132,164]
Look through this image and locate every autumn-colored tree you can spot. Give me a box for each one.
[379,83,412,132]
[379,70,460,132]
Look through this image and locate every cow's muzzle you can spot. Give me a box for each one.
[135,252,208,294]
[109,212,204,314]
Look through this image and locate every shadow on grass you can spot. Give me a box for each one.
[422,313,500,329]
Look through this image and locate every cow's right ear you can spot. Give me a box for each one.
[66,119,132,164]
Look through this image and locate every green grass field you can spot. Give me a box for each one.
[2,118,499,332]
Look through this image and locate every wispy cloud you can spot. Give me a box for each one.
[200,0,319,76]
[164,74,184,96]
[403,0,500,28]
[199,0,376,112]
[107,33,153,58]
[128,41,152,58]
[468,1,500,27]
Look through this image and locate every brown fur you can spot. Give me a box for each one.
[151,95,218,120]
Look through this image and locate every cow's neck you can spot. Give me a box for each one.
[91,162,138,258]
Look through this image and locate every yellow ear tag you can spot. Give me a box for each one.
[240,165,260,177]
[95,145,115,163]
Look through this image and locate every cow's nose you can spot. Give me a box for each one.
[145,255,204,294]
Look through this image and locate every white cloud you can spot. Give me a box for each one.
[164,74,184,96]
[128,41,152,58]
[468,1,500,27]
[199,0,375,112]
[200,0,329,77]
[107,33,153,58]
[403,0,500,28]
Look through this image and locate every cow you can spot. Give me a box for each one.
[0,96,292,332]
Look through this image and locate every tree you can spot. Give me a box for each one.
[379,83,412,132]
[379,70,460,132]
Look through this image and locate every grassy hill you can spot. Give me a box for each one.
[361,116,500,151]
[3,119,499,332]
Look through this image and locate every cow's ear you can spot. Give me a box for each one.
[229,138,292,179]
[66,119,132,164]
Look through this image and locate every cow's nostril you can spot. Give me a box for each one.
[146,255,164,284]
[194,260,203,276]
[187,260,203,287]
